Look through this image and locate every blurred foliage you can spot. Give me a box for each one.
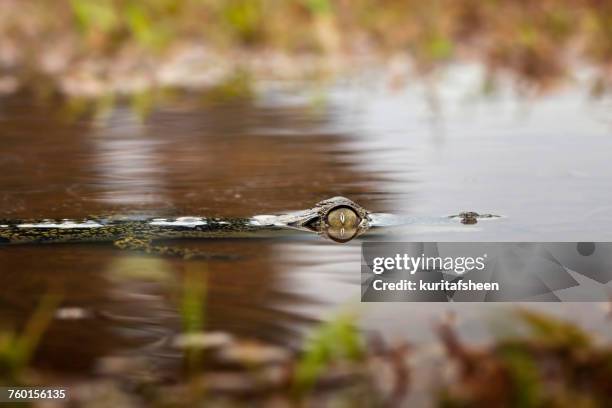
[202,69,254,104]
[0,0,610,95]
[0,294,60,384]
[179,263,207,374]
[293,312,364,396]
[180,264,207,335]
[438,309,612,407]
[69,0,177,51]
[220,0,265,44]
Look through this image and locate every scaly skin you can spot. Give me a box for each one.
[0,197,500,257]
[0,197,372,257]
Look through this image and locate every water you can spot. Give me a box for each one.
[1,65,612,377]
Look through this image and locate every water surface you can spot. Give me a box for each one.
[1,65,612,376]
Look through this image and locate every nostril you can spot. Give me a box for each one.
[301,216,321,231]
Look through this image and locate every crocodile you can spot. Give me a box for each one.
[0,196,499,258]
[449,211,501,225]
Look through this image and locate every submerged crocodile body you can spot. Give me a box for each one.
[0,197,499,257]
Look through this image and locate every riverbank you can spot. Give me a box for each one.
[1,1,612,99]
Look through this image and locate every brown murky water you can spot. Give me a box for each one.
[1,66,612,377]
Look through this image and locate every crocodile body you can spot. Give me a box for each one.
[0,217,266,245]
[0,197,499,257]
[0,197,373,256]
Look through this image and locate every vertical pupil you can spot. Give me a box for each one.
[325,207,360,242]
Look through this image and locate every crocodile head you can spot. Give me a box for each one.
[286,196,371,242]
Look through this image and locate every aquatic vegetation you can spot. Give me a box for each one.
[179,265,207,334]
[5,291,611,407]
[178,263,208,373]
[437,309,612,407]
[0,294,60,384]
[219,0,265,44]
[293,312,365,395]
[155,309,410,406]
[69,0,176,52]
[1,1,612,98]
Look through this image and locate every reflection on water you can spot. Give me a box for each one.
[91,108,166,205]
[1,65,612,377]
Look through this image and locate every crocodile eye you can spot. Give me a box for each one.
[325,207,360,242]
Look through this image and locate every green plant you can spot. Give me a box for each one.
[70,0,119,36]
[293,311,364,396]
[179,263,208,373]
[516,309,592,349]
[220,0,264,44]
[180,265,207,334]
[0,294,60,383]
[439,309,612,407]
[70,0,174,51]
